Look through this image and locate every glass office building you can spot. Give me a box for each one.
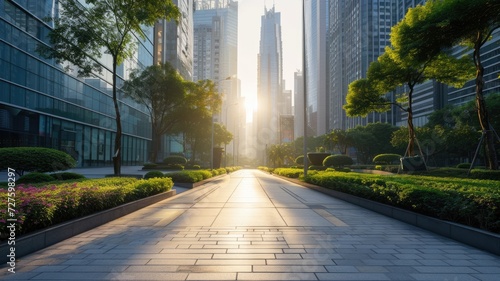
[0,0,152,167]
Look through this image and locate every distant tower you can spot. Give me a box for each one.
[154,0,194,80]
[256,6,283,163]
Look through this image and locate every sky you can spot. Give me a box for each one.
[236,0,302,114]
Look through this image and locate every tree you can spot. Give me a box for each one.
[176,80,222,164]
[324,129,353,154]
[37,0,180,175]
[122,63,186,163]
[344,4,474,157]
[394,0,500,169]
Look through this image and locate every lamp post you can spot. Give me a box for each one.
[302,0,308,176]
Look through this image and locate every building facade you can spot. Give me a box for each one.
[154,0,194,161]
[256,6,283,163]
[0,0,154,167]
[304,0,328,136]
[328,0,399,131]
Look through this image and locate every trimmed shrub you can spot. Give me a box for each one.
[456,163,472,169]
[295,155,304,165]
[0,147,76,176]
[373,154,401,164]
[309,165,327,171]
[163,164,184,170]
[0,177,173,236]
[274,168,303,178]
[142,163,158,169]
[168,171,198,183]
[163,156,188,165]
[469,169,500,181]
[17,172,55,184]
[323,154,353,168]
[128,178,173,200]
[50,172,86,181]
[144,170,165,179]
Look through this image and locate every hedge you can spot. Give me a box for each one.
[0,147,76,176]
[273,168,500,233]
[0,177,173,237]
[305,171,500,233]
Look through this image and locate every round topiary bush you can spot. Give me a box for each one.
[144,171,165,179]
[323,154,354,168]
[456,163,472,169]
[163,156,188,165]
[50,172,86,181]
[373,154,402,164]
[294,155,304,165]
[0,147,76,176]
[17,172,55,184]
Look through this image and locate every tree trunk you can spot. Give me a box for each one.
[474,40,498,170]
[150,124,160,163]
[112,59,122,175]
[407,86,415,157]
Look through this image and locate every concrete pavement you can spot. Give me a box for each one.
[2,169,499,280]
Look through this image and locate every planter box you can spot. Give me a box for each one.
[400,156,427,171]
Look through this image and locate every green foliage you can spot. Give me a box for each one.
[456,163,472,169]
[50,172,86,181]
[0,177,173,235]
[143,163,158,169]
[273,168,303,178]
[302,171,500,233]
[323,155,354,168]
[144,171,165,179]
[373,154,401,164]
[123,63,188,163]
[294,155,304,165]
[0,147,76,176]
[308,165,327,171]
[17,173,55,184]
[164,156,188,165]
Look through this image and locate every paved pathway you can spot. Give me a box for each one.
[2,169,499,280]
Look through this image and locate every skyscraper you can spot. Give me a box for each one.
[256,6,283,163]
[0,0,153,167]
[193,0,242,164]
[155,0,194,81]
[328,0,398,130]
[304,0,328,136]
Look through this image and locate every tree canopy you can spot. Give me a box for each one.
[344,3,474,157]
[38,0,180,174]
[122,62,186,163]
[393,0,500,169]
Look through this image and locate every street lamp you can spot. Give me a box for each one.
[302,0,308,176]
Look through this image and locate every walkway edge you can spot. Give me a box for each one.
[274,174,500,256]
[0,189,176,263]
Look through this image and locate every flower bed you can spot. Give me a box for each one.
[0,177,173,238]
[273,168,500,233]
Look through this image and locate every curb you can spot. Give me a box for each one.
[274,175,500,256]
[1,190,176,263]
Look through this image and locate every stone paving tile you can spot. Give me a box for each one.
[2,169,500,281]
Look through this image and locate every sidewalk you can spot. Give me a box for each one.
[2,169,499,280]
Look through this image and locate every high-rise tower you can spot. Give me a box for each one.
[256,6,283,163]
